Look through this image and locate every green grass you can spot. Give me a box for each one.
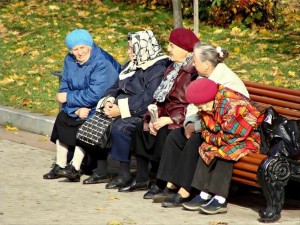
[0,0,299,116]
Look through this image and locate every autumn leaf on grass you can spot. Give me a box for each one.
[75,23,84,28]
[5,124,19,131]
[235,69,248,74]
[77,11,90,17]
[233,47,240,53]
[0,77,14,85]
[30,50,40,57]
[22,98,31,106]
[10,2,25,8]
[0,22,8,38]
[288,71,296,77]
[214,29,223,34]
[49,5,60,10]
[15,46,29,55]
[230,26,241,36]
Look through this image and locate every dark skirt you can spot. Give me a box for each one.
[131,121,171,161]
[191,157,234,198]
[156,128,203,192]
[50,111,85,147]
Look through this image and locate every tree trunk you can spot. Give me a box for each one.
[193,0,199,35]
[172,0,183,28]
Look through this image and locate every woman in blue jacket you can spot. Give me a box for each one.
[43,29,120,181]
[81,30,170,185]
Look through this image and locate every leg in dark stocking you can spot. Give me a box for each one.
[118,156,150,192]
[106,161,133,189]
[82,149,111,184]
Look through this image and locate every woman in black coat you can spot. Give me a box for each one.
[81,30,170,185]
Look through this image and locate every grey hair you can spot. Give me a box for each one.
[193,43,229,67]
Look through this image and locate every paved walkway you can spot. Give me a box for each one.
[0,127,299,225]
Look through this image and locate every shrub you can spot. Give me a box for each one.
[198,0,281,29]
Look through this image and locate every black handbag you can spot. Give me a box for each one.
[76,99,114,150]
[259,106,300,159]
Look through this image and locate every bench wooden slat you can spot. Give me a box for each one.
[232,169,258,181]
[252,102,300,119]
[231,177,260,188]
[233,153,267,187]
[243,81,300,96]
[234,162,259,173]
[250,95,300,110]
[247,87,300,104]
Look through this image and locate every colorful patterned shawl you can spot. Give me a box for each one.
[198,85,265,165]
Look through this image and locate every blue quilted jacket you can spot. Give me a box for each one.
[59,44,120,119]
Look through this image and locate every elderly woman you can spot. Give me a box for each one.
[116,28,200,192]
[43,29,121,181]
[149,44,250,207]
[183,78,264,214]
[70,30,170,185]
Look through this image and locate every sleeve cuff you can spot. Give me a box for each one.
[194,120,201,132]
[118,98,131,119]
[96,96,115,111]
[184,114,199,127]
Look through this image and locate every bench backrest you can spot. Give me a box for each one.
[244,81,300,120]
[232,81,300,187]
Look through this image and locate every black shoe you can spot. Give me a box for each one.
[143,184,164,199]
[43,164,64,179]
[152,188,176,203]
[161,193,192,208]
[83,173,112,184]
[199,198,228,215]
[57,164,81,182]
[105,177,131,189]
[182,195,209,211]
[118,179,149,192]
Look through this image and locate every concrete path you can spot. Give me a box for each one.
[0,127,299,225]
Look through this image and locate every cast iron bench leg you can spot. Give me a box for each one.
[257,156,291,223]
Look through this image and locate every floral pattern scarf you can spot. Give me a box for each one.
[153,55,192,102]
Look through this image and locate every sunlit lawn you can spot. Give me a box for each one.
[0,0,299,116]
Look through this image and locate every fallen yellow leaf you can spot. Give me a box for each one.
[288,71,296,77]
[108,195,119,200]
[107,221,123,225]
[5,125,19,131]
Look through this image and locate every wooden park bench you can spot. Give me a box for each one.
[232,81,300,223]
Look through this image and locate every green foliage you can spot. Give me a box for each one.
[199,0,282,29]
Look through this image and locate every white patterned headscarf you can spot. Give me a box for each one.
[119,30,168,80]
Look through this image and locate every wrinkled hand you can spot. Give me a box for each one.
[104,103,120,118]
[185,123,195,139]
[149,121,157,136]
[153,117,173,130]
[56,92,67,103]
[75,107,91,119]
